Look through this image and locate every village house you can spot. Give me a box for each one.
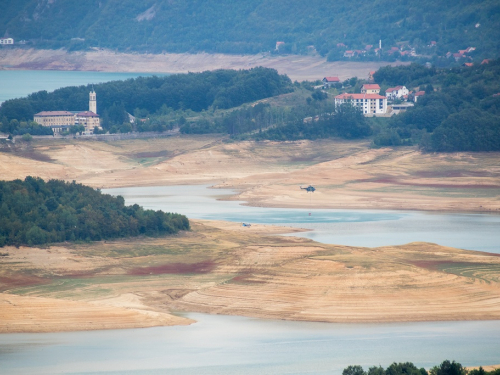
[413,91,425,102]
[34,90,101,134]
[385,86,409,100]
[335,93,387,115]
[0,38,14,45]
[322,76,340,87]
[361,84,380,94]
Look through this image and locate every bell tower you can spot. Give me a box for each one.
[89,89,97,114]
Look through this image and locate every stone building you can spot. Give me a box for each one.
[34,90,101,134]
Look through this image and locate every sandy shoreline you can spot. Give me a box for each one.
[0,48,405,81]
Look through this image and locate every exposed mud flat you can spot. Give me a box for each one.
[1,221,500,333]
[1,136,499,212]
[0,48,405,81]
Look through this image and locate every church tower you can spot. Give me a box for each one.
[89,89,97,114]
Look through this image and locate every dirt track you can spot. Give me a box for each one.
[0,48,404,81]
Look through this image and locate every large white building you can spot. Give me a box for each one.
[0,38,14,45]
[34,90,101,134]
[335,93,387,114]
[385,86,409,100]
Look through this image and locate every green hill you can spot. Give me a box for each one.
[0,177,190,247]
[1,0,499,61]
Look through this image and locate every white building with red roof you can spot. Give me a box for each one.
[335,93,387,114]
[385,86,409,100]
[413,91,425,102]
[361,84,380,94]
[34,90,101,134]
[322,76,340,87]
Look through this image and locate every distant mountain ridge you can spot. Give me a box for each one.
[1,0,499,61]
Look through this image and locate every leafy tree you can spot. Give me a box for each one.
[386,362,427,375]
[326,102,372,139]
[343,365,367,375]
[369,366,386,375]
[429,361,467,375]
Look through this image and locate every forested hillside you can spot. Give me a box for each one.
[0,67,292,133]
[1,0,499,61]
[0,177,190,247]
[372,60,500,152]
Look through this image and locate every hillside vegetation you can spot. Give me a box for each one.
[373,60,500,151]
[1,60,500,152]
[0,67,292,133]
[1,0,499,62]
[0,177,189,247]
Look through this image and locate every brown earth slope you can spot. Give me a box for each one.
[0,48,405,81]
[1,221,500,332]
[1,136,499,212]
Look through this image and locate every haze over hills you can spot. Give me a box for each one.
[1,0,499,62]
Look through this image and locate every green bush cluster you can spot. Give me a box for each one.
[343,360,497,375]
[0,177,189,247]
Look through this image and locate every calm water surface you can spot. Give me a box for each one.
[105,185,500,254]
[1,314,499,374]
[0,70,167,103]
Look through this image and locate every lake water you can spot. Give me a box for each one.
[0,70,167,104]
[2,182,500,373]
[1,314,499,375]
[105,185,500,254]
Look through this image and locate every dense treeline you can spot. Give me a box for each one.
[177,84,372,141]
[373,59,500,152]
[0,177,189,247]
[1,0,499,61]
[252,102,372,141]
[342,360,498,375]
[0,67,292,134]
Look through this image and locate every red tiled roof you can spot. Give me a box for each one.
[76,111,99,117]
[335,93,386,100]
[34,111,74,116]
[386,86,404,92]
[414,91,425,96]
[362,84,380,90]
[324,77,340,82]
